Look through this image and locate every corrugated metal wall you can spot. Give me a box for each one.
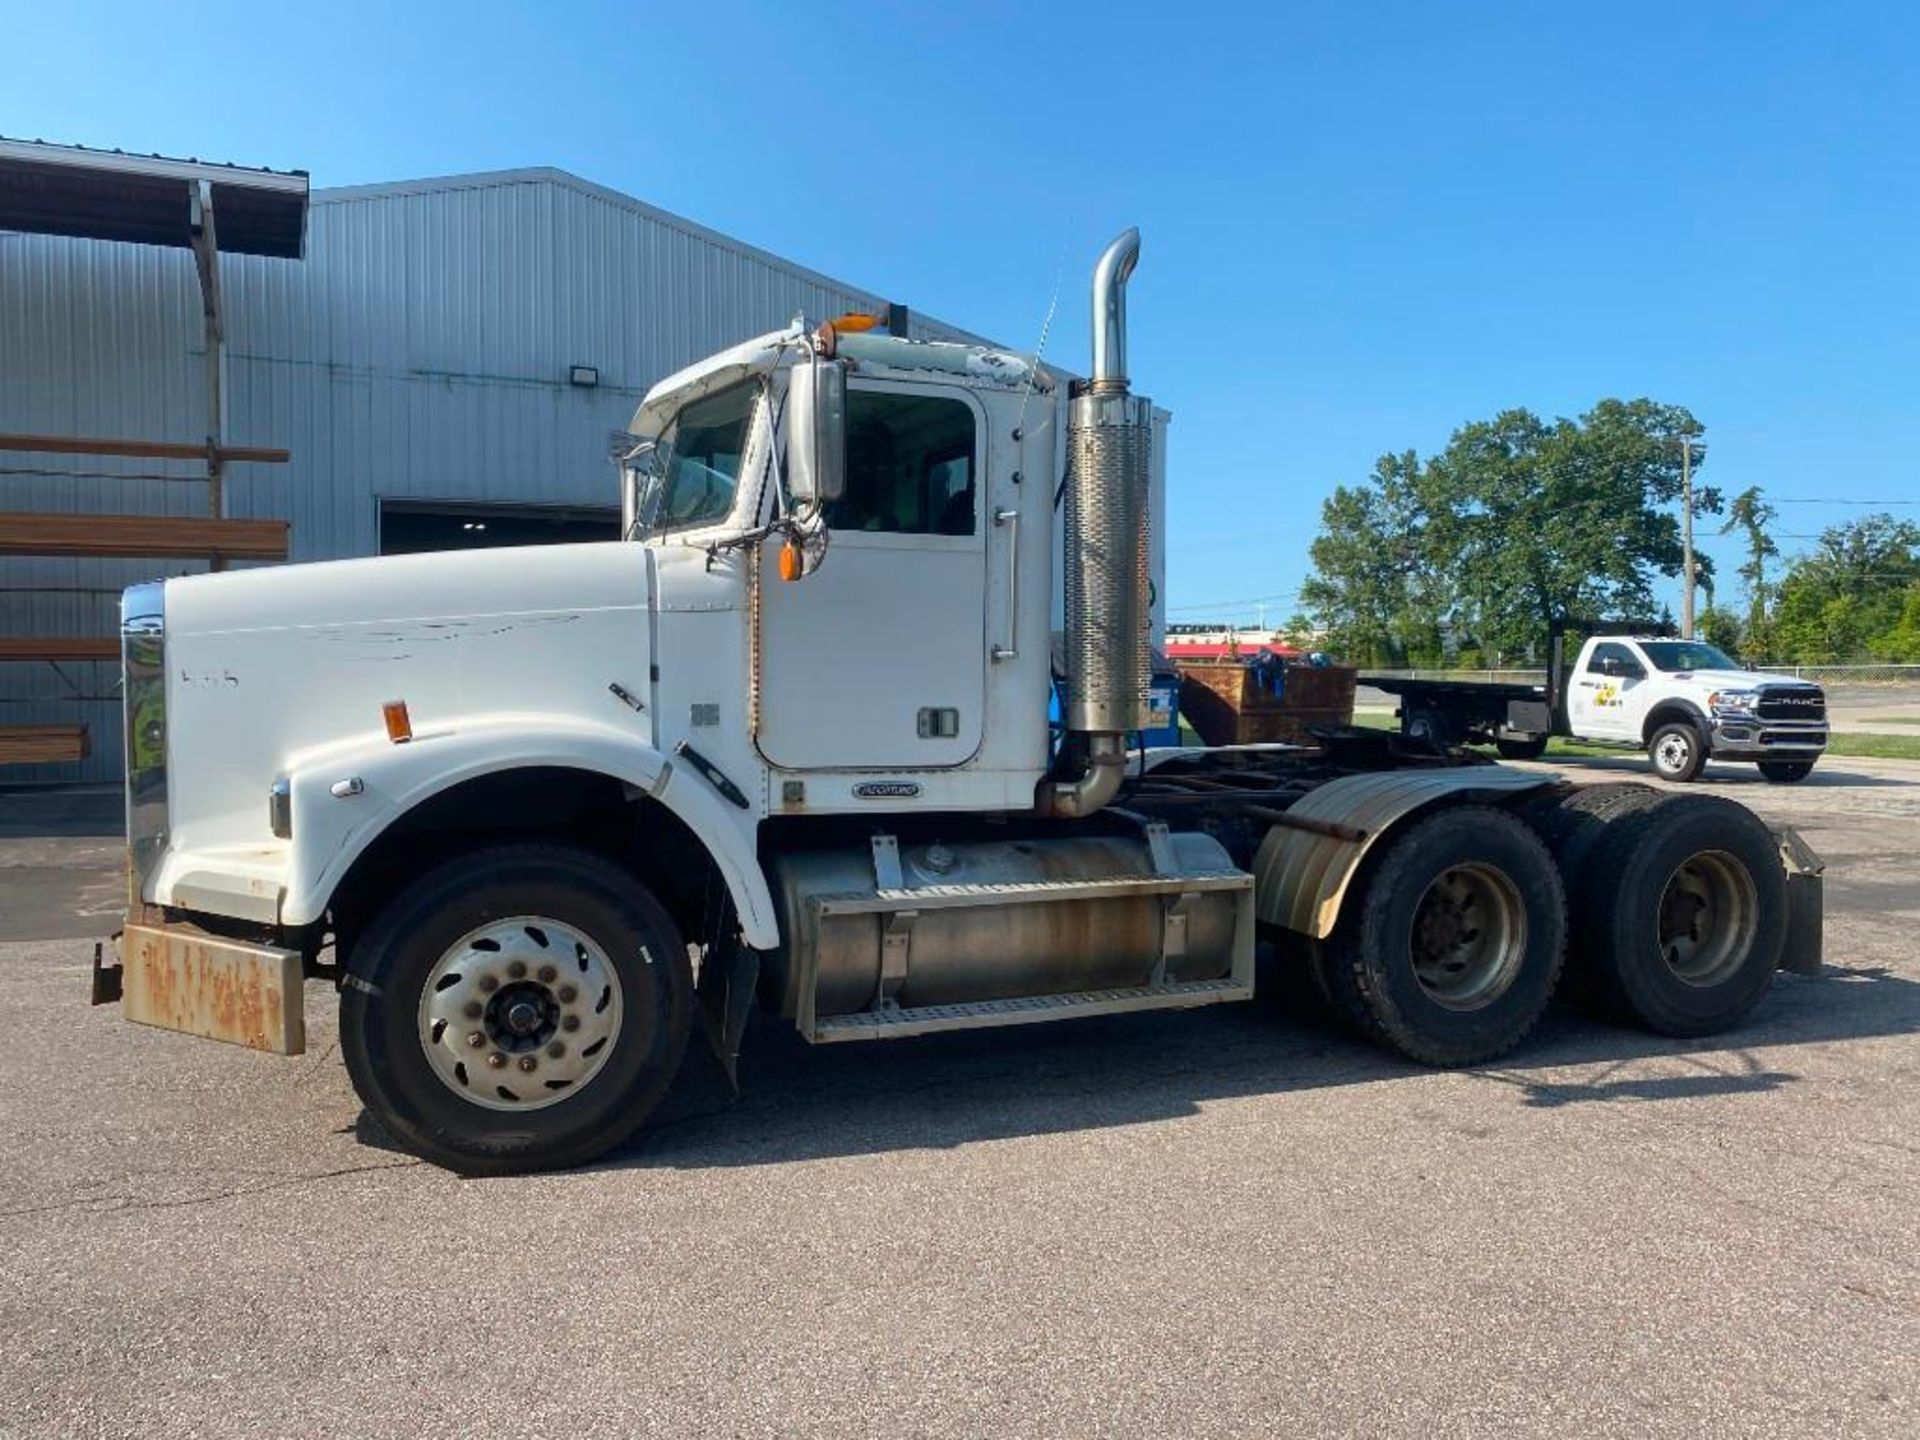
[1,167,977,784]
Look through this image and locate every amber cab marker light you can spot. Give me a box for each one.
[779,539,803,583]
[382,700,413,744]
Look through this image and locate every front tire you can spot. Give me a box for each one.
[1758,759,1815,783]
[1316,805,1566,1065]
[340,843,693,1175]
[1648,721,1707,783]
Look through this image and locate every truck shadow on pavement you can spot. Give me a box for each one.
[574,957,1920,1174]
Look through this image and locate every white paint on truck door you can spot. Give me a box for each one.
[1568,640,1646,740]
[756,380,987,770]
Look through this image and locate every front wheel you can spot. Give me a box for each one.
[1758,759,1815,783]
[1315,805,1566,1065]
[340,843,693,1175]
[1648,721,1707,783]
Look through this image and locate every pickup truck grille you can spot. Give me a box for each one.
[1756,686,1825,721]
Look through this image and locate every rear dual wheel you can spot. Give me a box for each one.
[1495,735,1550,761]
[1313,805,1566,1065]
[1564,794,1785,1035]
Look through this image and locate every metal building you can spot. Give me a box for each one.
[1,161,981,784]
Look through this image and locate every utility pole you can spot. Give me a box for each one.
[1679,432,1704,639]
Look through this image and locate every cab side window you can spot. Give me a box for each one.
[1587,643,1635,674]
[825,391,977,537]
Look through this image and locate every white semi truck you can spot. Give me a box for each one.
[97,232,1824,1173]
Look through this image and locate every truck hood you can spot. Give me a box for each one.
[157,542,654,862]
[1667,669,1816,692]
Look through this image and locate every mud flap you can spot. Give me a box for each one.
[1775,825,1824,977]
[696,939,759,1091]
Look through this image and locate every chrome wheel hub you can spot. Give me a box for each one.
[417,916,625,1111]
[1410,862,1527,1011]
[1659,851,1758,987]
[1656,733,1692,772]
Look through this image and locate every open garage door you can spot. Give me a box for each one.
[378,500,620,555]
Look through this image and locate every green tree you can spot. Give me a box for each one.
[1718,485,1780,635]
[1696,604,1745,656]
[1768,514,1920,662]
[1302,399,1717,662]
[1298,451,1444,665]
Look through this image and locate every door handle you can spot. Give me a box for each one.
[992,507,1019,662]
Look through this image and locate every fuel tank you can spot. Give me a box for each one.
[766,832,1246,1021]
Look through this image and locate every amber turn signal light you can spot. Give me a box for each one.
[778,539,803,582]
[382,700,413,744]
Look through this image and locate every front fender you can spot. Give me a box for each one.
[278,715,779,949]
[1253,766,1556,938]
[1640,698,1708,743]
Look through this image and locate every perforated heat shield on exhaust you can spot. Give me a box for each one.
[1064,385,1154,734]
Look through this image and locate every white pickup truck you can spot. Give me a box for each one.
[1370,634,1830,783]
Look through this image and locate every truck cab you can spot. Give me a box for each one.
[1564,635,1828,783]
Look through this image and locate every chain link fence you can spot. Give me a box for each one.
[1363,663,1920,687]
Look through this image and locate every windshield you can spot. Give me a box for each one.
[1639,641,1740,672]
[639,382,757,539]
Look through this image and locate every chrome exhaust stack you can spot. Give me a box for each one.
[1039,228,1155,820]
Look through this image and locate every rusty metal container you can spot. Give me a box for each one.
[1176,659,1357,746]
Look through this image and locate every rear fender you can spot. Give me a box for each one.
[1253,767,1556,938]
[277,716,779,948]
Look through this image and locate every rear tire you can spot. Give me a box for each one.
[1404,707,1448,750]
[1317,805,1566,1065]
[1495,735,1550,761]
[340,843,693,1175]
[1567,794,1786,1036]
[1518,782,1666,1011]
[1648,721,1707,783]
[1758,760,1814,783]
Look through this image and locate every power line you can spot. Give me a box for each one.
[1768,497,1920,506]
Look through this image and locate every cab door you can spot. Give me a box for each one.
[1568,641,1646,740]
[755,379,987,770]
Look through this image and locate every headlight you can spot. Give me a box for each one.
[1710,690,1757,714]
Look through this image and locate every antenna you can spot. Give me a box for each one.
[1014,225,1072,442]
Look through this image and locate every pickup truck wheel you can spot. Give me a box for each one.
[1317,805,1565,1065]
[1568,795,1786,1036]
[1495,735,1549,761]
[1757,760,1815,783]
[340,844,693,1175]
[1648,721,1707,782]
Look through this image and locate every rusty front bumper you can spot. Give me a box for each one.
[94,920,305,1055]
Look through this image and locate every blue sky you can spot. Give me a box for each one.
[7,1,1918,629]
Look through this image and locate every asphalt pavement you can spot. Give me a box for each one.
[1,757,1916,1438]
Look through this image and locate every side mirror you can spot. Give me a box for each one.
[785,356,847,507]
